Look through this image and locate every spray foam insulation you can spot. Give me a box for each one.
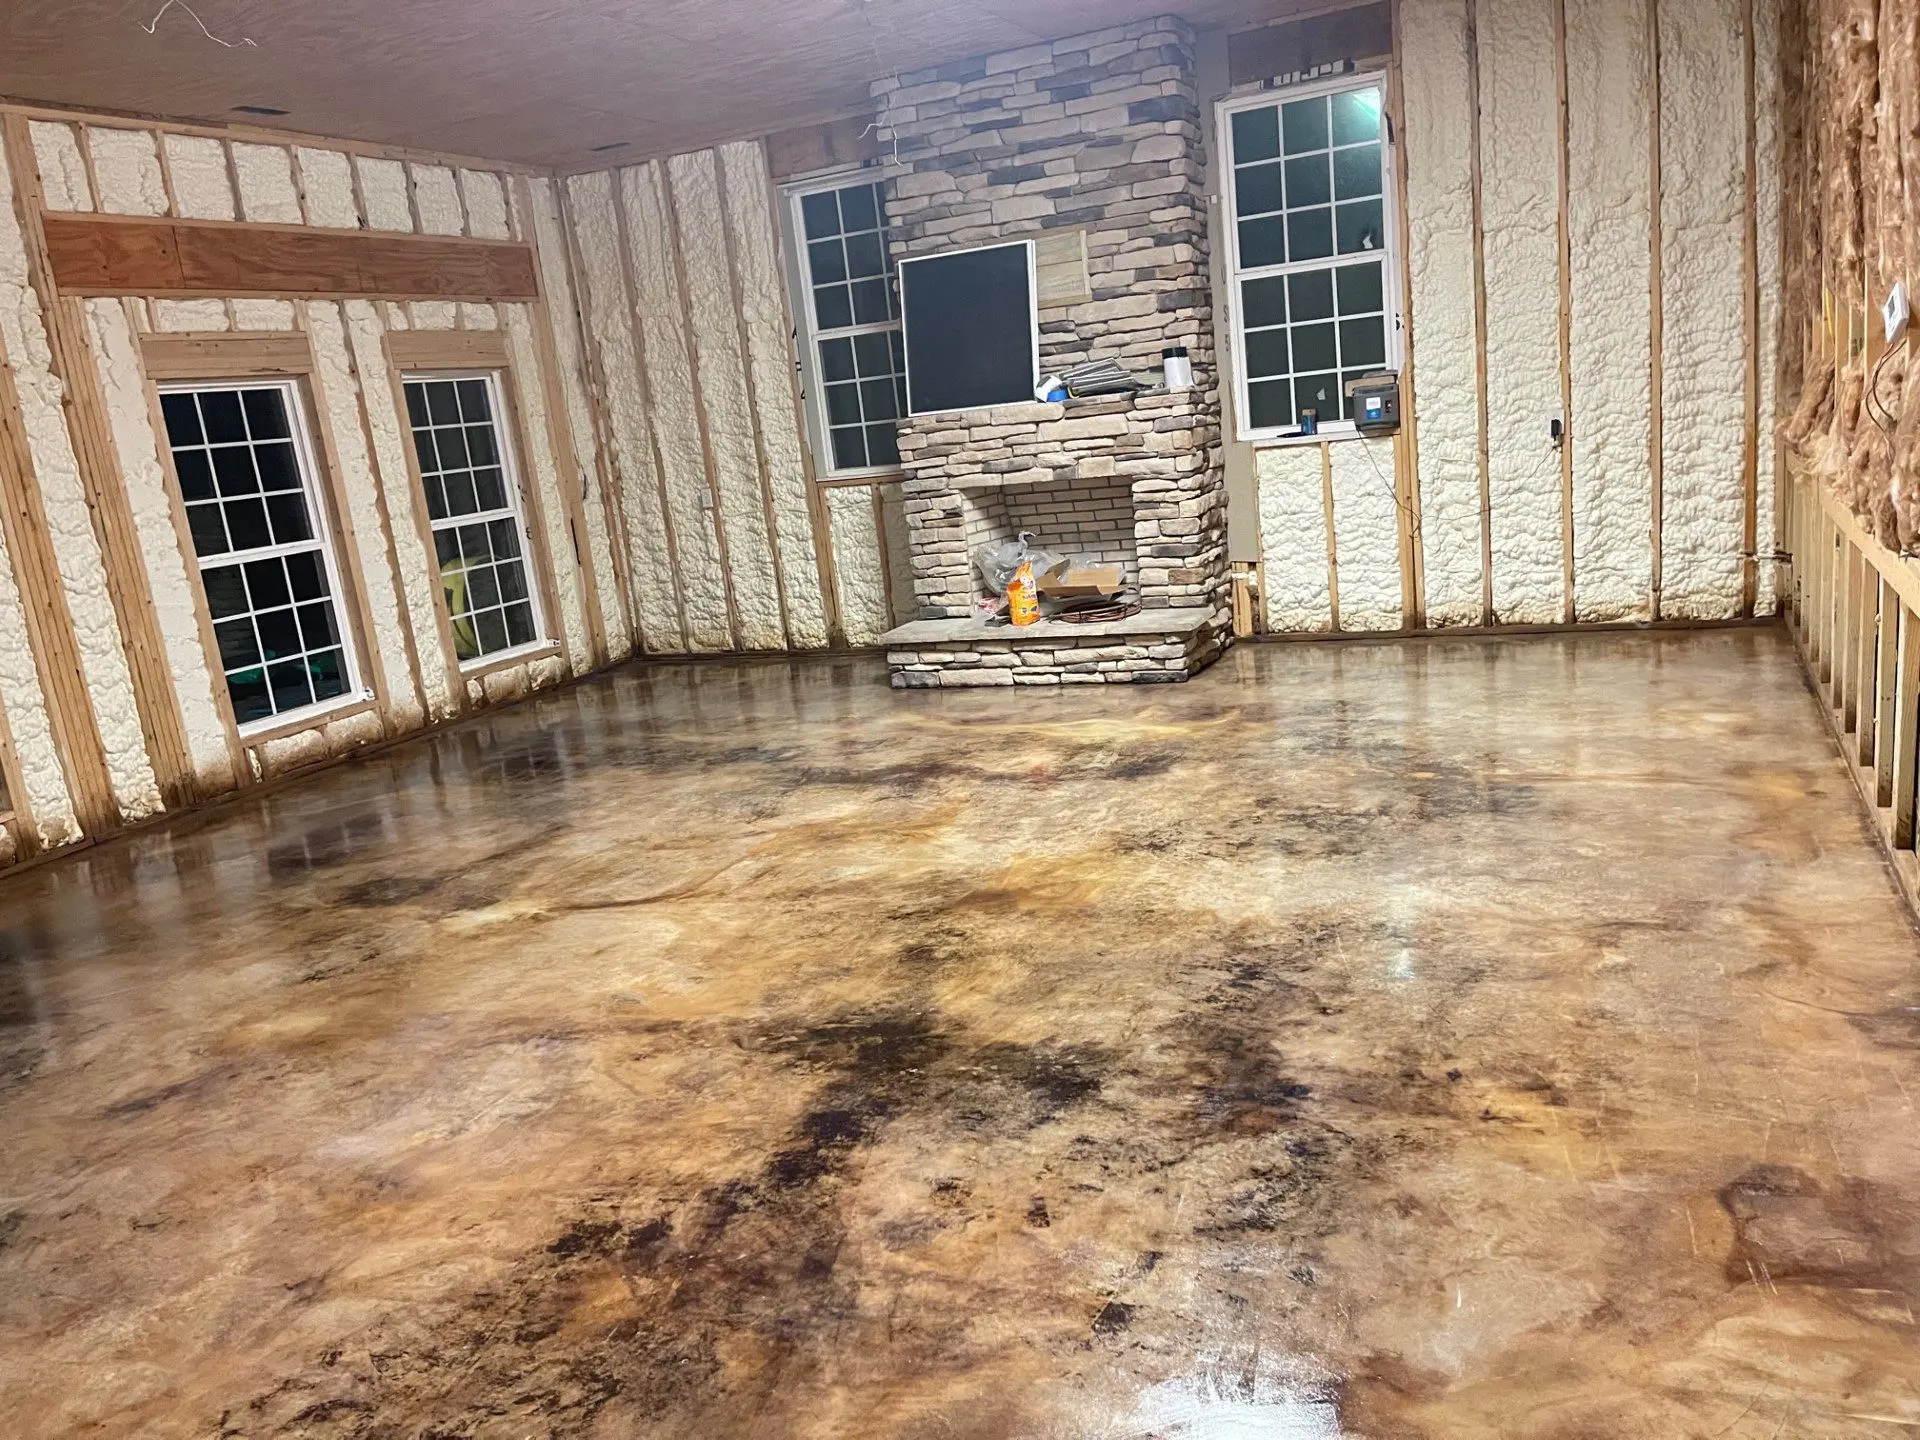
[502,303,591,668]
[1401,0,1484,626]
[0,140,161,820]
[618,161,733,651]
[1656,0,1749,620]
[412,164,466,236]
[826,485,890,645]
[230,299,295,330]
[667,149,786,650]
[459,170,512,241]
[83,299,232,788]
[162,135,236,220]
[528,176,632,661]
[342,297,454,719]
[1476,0,1565,625]
[231,143,303,224]
[304,301,422,724]
[85,128,167,216]
[459,303,498,330]
[1256,444,1332,631]
[355,156,414,232]
[0,499,77,843]
[1565,0,1655,621]
[564,169,686,654]
[29,123,91,211]
[716,140,831,649]
[295,148,361,229]
[153,298,230,332]
[1328,437,1403,630]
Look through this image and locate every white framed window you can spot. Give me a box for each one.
[159,379,362,733]
[785,175,908,477]
[1219,72,1402,443]
[401,371,547,665]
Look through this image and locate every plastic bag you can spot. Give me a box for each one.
[974,531,1063,596]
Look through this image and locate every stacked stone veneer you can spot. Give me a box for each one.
[898,390,1226,617]
[876,16,1232,686]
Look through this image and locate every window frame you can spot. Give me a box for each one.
[155,375,367,737]
[782,170,908,481]
[399,367,552,670]
[1217,69,1404,445]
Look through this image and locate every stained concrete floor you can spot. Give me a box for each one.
[2,627,1918,1438]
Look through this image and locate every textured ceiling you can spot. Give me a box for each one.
[0,0,1322,168]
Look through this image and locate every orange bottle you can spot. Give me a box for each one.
[1007,560,1040,626]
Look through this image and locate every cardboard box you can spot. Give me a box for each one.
[1038,562,1124,598]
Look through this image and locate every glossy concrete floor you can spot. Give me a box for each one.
[2,627,1918,1439]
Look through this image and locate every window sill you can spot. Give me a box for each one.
[1246,425,1379,450]
[237,693,377,746]
[458,639,561,680]
[816,469,904,487]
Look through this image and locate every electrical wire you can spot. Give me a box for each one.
[1863,337,1903,439]
[139,0,255,47]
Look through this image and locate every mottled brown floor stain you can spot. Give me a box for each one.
[2,630,1920,1437]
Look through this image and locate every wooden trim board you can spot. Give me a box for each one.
[43,212,540,301]
[386,328,510,370]
[141,330,314,379]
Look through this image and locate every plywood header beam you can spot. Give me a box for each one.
[42,213,540,301]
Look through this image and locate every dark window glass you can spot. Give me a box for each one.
[213,447,259,496]
[242,388,290,439]
[801,189,840,240]
[1334,143,1382,201]
[1242,276,1288,328]
[187,504,228,557]
[1340,316,1387,369]
[1282,97,1328,154]
[851,279,891,325]
[1288,208,1334,262]
[825,383,862,426]
[200,390,247,444]
[1335,262,1384,315]
[1291,322,1337,373]
[1245,330,1290,379]
[1295,372,1339,418]
[266,493,313,545]
[204,566,248,619]
[1336,199,1385,255]
[245,558,291,610]
[254,442,300,492]
[1234,162,1282,217]
[1289,270,1336,321]
[1285,154,1331,209]
[215,616,259,670]
[1239,216,1286,269]
[161,392,203,447]
[819,338,855,382]
[808,238,848,284]
[174,450,216,502]
[867,423,900,467]
[814,284,853,330]
[844,230,885,279]
[1231,106,1281,163]
[456,379,489,420]
[831,427,867,470]
[839,183,880,233]
[225,498,271,551]
[1247,379,1293,430]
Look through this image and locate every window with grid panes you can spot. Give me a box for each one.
[793,179,908,473]
[402,374,545,663]
[1223,77,1397,437]
[160,382,358,729]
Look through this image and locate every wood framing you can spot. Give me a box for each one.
[3,114,196,812]
[1552,0,1577,624]
[1387,0,1426,628]
[41,212,540,301]
[1465,0,1493,627]
[141,330,313,379]
[514,175,609,668]
[1645,0,1665,619]
[1320,441,1341,632]
[386,328,510,370]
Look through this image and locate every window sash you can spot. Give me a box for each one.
[1218,72,1401,443]
[158,378,362,734]
[786,175,908,479]
[401,370,547,666]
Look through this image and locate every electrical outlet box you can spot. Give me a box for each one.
[1545,407,1565,445]
[1886,281,1910,345]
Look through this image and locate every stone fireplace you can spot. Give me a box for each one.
[874,16,1232,686]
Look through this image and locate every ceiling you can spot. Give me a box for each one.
[0,0,1325,169]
